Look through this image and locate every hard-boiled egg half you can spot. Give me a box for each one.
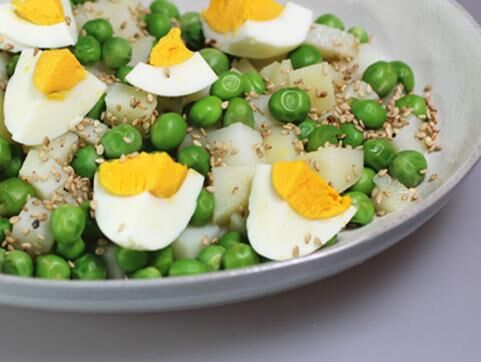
[4,48,106,145]
[201,0,313,59]
[94,152,205,251]
[0,0,77,52]
[247,161,357,261]
[126,28,218,97]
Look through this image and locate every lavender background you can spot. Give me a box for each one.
[0,1,480,361]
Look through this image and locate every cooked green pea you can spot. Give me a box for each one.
[242,72,266,95]
[0,219,12,242]
[348,26,369,43]
[35,255,71,280]
[0,136,12,171]
[151,112,187,151]
[102,37,132,69]
[362,61,398,98]
[224,97,255,128]
[74,36,102,65]
[269,88,311,124]
[200,48,230,76]
[349,168,376,195]
[115,65,133,84]
[180,12,205,50]
[391,61,415,93]
[132,266,162,279]
[51,205,87,245]
[222,243,259,270]
[345,191,375,226]
[169,259,208,277]
[115,248,149,273]
[0,249,5,271]
[83,18,113,44]
[288,45,322,69]
[149,247,174,276]
[218,231,243,249]
[3,250,33,277]
[6,54,19,78]
[324,235,338,248]
[72,254,107,280]
[351,99,387,129]
[150,0,180,19]
[197,245,225,272]
[71,145,98,179]
[340,123,364,147]
[56,238,86,260]
[298,119,317,141]
[87,93,106,120]
[389,150,428,188]
[1,144,23,179]
[101,124,143,159]
[307,125,342,151]
[189,96,223,128]
[146,13,171,39]
[211,71,245,100]
[363,139,395,172]
[190,190,215,227]
[396,95,427,118]
[315,14,345,30]
[0,178,36,217]
[178,145,210,176]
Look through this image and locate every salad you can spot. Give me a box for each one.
[0,0,441,280]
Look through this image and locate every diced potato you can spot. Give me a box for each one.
[229,212,247,235]
[305,24,359,60]
[249,54,286,71]
[353,43,389,79]
[232,58,258,74]
[0,90,12,142]
[72,118,109,145]
[392,115,427,154]
[212,166,256,225]
[342,80,379,101]
[299,147,364,192]
[206,123,263,167]
[260,61,281,82]
[250,95,283,131]
[102,245,126,279]
[288,63,336,114]
[128,36,155,66]
[172,224,221,259]
[11,198,54,256]
[42,132,79,165]
[263,127,298,164]
[260,59,293,90]
[373,174,416,213]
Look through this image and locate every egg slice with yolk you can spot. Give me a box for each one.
[247,162,357,261]
[126,28,218,97]
[0,0,77,52]
[4,48,106,145]
[94,152,205,251]
[201,0,313,59]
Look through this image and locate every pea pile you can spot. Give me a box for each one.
[0,1,440,281]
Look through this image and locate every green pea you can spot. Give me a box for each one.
[211,71,245,100]
[189,96,223,128]
[83,18,113,44]
[222,243,259,270]
[0,136,12,171]
[178,145,210,176]
[71,145,98,179]
[363,139,395,172]
[6,54,19,78]
[340,123,364,147]
[35,255,71,280]
[307,125,342,151]
[150,0,180,19]
[389,150,428,188]
[351,99,387,130]
[218,231,243,249]
[1,144,24,179]
[0,218,12,242]
[151,112,187,151]
[324,235,338,248]
[349,168,376,195]
[0,178,36,217]
[298,118,317,141]
[169,259,208,277]
[197,245,225,272]
[56,238,86,260]
[149,246,174,276]
[345,191,376,226]
[87,93,106,120]
[146,13,171,39]
[102,37,132,69]
[199,48,230,76]
[190,190,215,227]
[315,14,345,30]
[101,124,143,159]
[396,95,427,118]
[269,88,311,124]
[115,248,149,273]
[116,65,133,84]
[288,45,322,69]
[71,0,87,5]
[51,205,87,245]
[391,61,415,93]
[362,61,398,98]
[132,266,162,279]
[224,97,255,128]
[0,249,6,271]
[242,72,266,95]
[72,254,107,280]
[348,26,369,43]
[73,35,102,65]
[3,250,33,277]
[180,12,205,51]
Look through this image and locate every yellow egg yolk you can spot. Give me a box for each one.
[272,161,352,220]
[99,152,188,199]
[203,0,284,33]
[33,49,86,100]
[149,28,194,67]
[12,0,65,25]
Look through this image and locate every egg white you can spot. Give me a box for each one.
[93,170,205,251]
[4,49,107,146]
[201,2,313,59]
[0,0,77,51]
[247,164,357,261]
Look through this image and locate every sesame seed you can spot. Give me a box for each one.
[292,246,300,257]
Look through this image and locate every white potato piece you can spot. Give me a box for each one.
[229,212,247,235]
[373,174,417,213]
[260,59,293,90]
[392,115,426,154]
[42,133,79,165]
[129,36,155,66]
[172,224,221,259]
[263,127,298,164]
[250,95,283,131]
[299,147,364,192]
[232,58,258,74]
[260,61,280,82]
[71,118,109,145]
[305,24,359,60]
[212,166,256,225]
[342,80,379,101]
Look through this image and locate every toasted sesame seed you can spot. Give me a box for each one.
[292,246,300,257]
